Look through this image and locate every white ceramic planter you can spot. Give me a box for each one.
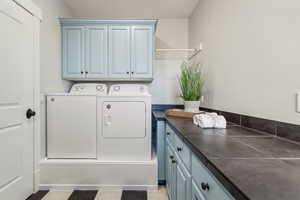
[184,101,200,113]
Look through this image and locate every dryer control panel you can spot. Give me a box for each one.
[109,84,150,96]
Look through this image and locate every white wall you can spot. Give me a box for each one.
[32,0,73,93]
[189,0,300,124]
[150,19,189,104]
[32,0,74,158]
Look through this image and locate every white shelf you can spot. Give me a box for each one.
[156,48,198,52]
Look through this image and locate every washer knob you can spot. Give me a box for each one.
[114,86,120,92]
[96,85,103,91]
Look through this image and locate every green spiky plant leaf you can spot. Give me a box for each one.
[179,62,204,101]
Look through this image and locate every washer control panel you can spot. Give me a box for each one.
[70,83,107,95]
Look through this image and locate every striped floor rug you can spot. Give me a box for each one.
[26,186,168,200]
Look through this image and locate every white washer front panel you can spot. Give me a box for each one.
[47,95,97,159]
[102,101,146,138]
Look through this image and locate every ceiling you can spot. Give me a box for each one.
[63,0,199,19]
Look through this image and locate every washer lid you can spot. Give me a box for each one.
[70,83,107,95]
[109,84,150,96]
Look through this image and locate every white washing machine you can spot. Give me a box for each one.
[97,84,152,161]
[47,83,107,159]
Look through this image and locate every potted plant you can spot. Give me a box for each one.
[179,62,204,113]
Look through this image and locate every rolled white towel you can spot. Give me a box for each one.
[197,114,215,128]
[193,112,227,129]
[193,115,200,126]
[206,113,218,126]
[215,115,227,129]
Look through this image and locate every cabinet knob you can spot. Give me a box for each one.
[169,155,174,159]
[177,147,183,152]
[85,71,88,74]
[131,71,134,74]
[166,132,170,135]
[126,72,129,74]
[201,182,210,191]
[80,71,83,74]
[172,160,177,164]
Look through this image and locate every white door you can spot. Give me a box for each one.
[102,101,146,138]
[0,1,36,199]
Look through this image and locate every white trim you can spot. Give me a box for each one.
[34,169,40,192]
[156,48,202,61]
[156,48,197,52]
[40,158,157,165]
[13,0,42,20]
[32,14,41,193]
[39,158,157,189]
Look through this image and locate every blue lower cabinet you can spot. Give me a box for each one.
[174,133,191,171]
[192,155,234,200]
[156,120,166,183]
[192,180,206,200]
[166,144,176,200]
[166,141,191,200]
[165,124,234,200]
[175,158,192,200]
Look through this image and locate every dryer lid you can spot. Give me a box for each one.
[109,84,150,96]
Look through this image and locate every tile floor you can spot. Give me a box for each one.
[27,186,169,200]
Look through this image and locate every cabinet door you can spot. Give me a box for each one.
[171,157,177,200]
[192,180,206,200]
[62,26,85,79]
[108,26,131,79]
[85,26,108,78]
[157,121,166,182]
[166,145,173,198]
[166,145,177,200]
[176,161,192,200]
[131,26,153,79]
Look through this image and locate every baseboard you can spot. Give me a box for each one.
[34,169,40,193]
[158,180,166,185]
[39,158,158,188]
[39,184,158,191]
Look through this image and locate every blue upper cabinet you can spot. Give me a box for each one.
[131,26,153,79]
[62,26,85,79]
[60,19,158,81]
[85,26,108,79]
[108,26,131,79]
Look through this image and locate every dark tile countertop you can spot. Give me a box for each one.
[153,111,300,200]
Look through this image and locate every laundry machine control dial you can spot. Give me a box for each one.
[96,85,104,92]
[113,86,120,92]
